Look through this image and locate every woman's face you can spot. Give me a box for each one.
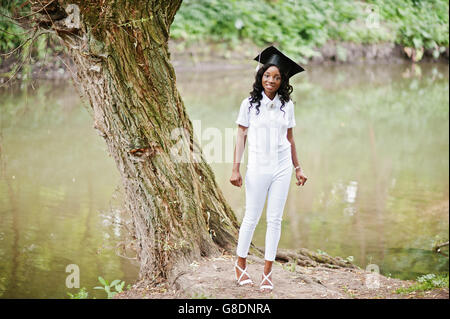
[262,66,281,96]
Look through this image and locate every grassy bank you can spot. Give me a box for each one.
[170,0,449,62]
[1,0,449,66]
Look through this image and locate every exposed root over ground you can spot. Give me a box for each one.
[114,249,448,299]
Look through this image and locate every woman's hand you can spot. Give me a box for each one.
[295,169,308,186]
[230,170,243,187]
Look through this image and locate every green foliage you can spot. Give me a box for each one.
[395,273,449,294]
[368,0,449,58]
[1,0,448,66]
[0,1,57,69]
[0,1,29,54]
[67,288,90,299]
[171,0,449,61]
[64,276,131,299]
[94,276,126,299]
[278,259,297,272]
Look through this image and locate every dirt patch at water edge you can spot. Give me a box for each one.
[114,253,448,299]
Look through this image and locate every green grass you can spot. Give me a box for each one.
[67,287,90,299]
[395,273,449,294]
[190,292,210,299]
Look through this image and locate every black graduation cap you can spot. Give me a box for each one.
[254,45,305,79]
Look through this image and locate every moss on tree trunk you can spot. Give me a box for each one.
[25,0,357,286]
[29,0,240,283]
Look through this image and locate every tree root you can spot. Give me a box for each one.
[274,247,359,269]
[433,241,449,257]
[293,273,326,287]
[433,241,449,251]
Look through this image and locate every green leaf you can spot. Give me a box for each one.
[98,276,108,286]
[110,280,121,287]
[396,7,407,17]
[412,37,422,48]
[415,47,424,61]
[421,30,431,39]
[116,281,125,293]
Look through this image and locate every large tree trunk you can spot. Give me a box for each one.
[29,0,240,283]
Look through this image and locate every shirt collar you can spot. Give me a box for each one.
[261,91,280,108]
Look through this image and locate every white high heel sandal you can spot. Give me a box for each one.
[234,261,253,286]
[260,270,273,292]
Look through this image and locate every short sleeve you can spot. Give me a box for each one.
[287,101,296,128]
[235,98,250,127]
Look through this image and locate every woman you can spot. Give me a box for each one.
[230,46,308,292]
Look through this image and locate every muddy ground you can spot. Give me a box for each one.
[114,252,448,299]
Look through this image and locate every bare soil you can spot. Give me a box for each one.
[114,252,448,299]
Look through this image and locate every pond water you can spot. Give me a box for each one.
[0,61,448,298]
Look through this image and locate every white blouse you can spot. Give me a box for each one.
[235,91,296,154]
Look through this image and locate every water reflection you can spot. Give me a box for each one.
[0,83,139,298]
[0,61,448,298]
[345,181,358,204]
[177,61,449,279]
[382,248,449,280]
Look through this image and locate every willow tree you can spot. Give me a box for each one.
[19,0,241,283]
[11,0,355,287]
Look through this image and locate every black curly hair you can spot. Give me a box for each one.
[248,63,293,117]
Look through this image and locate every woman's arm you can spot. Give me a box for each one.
[230,125,248,187]
[287,128,308,186]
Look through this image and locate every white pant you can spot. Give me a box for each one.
[236,147,293,261]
